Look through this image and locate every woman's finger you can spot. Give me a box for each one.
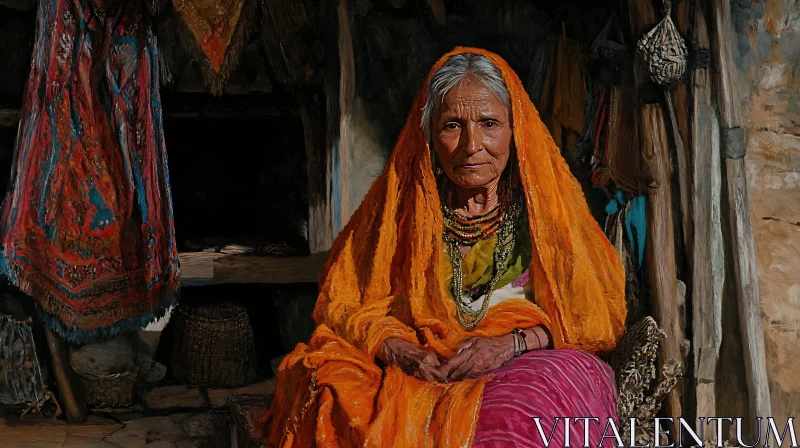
[464,367,484,380]
[449,352,479,380]
[456,337,478,354]
[456,345,498,380]
[463,358,491,379]
[421,351,441,367]
[439,349,472,377]
[418,364,443,382]
[432,365,448,382]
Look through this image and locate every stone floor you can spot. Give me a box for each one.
[0,380,274,448]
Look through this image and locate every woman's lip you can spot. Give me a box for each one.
[458,163,486,169]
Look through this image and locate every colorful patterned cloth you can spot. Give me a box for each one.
[0,0,180,344]
[473,349,619,447]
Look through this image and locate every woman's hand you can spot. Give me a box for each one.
[377,337,446,382]
[439,335,515,381]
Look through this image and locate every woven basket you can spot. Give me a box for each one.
[601,316,683,445]
[80,369,138,408]
[171,302,257,387]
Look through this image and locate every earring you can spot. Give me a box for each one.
[435,166,443,176]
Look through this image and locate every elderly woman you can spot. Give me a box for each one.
[261,48,627,447]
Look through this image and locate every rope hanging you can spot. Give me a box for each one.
[636,0,688,85]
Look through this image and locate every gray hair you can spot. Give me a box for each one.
[421,53,511,144]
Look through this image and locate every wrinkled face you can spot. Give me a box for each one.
[431,77,512,191]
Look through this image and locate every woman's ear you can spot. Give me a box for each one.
[430,146,443,177]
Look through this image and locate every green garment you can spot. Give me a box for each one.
[441,211,532,299]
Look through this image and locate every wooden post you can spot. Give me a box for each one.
[299,93,333,254]
[626,0,684,428]
[689,0,721,436]
[669,0,693,262]
[44,328,87,423]
[710,0,772,423]
[335,0,354,231]
[663,94,692,260]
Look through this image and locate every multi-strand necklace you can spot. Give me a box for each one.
[442,203,505,246]
[442,194,522,329]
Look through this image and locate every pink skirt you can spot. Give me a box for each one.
[472,349,619,448]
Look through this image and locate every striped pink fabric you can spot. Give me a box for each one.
[473,349,619,448]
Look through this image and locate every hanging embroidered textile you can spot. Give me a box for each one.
[586,86,645,194]
[0,0,180,344]
[162,0,257,94]
[583,18,645,195]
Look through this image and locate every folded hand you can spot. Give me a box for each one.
[438,335,515,381]
[378,337,446,382]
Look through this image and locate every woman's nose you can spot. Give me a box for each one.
[461,124,482,154]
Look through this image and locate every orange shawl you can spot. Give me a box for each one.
[261,47,626,448]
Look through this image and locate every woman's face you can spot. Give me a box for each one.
[432,77,512,191]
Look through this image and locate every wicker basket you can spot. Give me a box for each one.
[80,369,138,408]
[171,302,257,387]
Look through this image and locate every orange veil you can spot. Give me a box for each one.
[261,47,626,448]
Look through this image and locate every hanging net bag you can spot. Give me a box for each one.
[636,0,688,85]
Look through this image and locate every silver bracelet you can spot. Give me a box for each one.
[511,328,527,357]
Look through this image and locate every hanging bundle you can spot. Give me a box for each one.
[636,0,688,85]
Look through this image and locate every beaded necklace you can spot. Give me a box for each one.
[441,203,505,246]
[442,194,522,329]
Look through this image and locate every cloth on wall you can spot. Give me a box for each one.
[537,29,589,167]
[581,17,644,195]
[159,0,257,94]
[605,191,646,326]
[585,86,643,194]
[0,0,180,344]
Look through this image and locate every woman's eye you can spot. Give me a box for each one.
[444,123,459,130]
[485,121,497,128]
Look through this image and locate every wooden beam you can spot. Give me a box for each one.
[689,0,720,436]
[335,0,355,229]
[670,0,693,261]
[640,102,685,425]
[711,0,743,129]
[300,92,335,254]
[179,252,328,286]
[44,328,87,423]
[627,0,684,431]
[710,0,772,426]
[664,93,692,262]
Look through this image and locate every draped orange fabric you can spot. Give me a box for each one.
[260,47,627,447]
